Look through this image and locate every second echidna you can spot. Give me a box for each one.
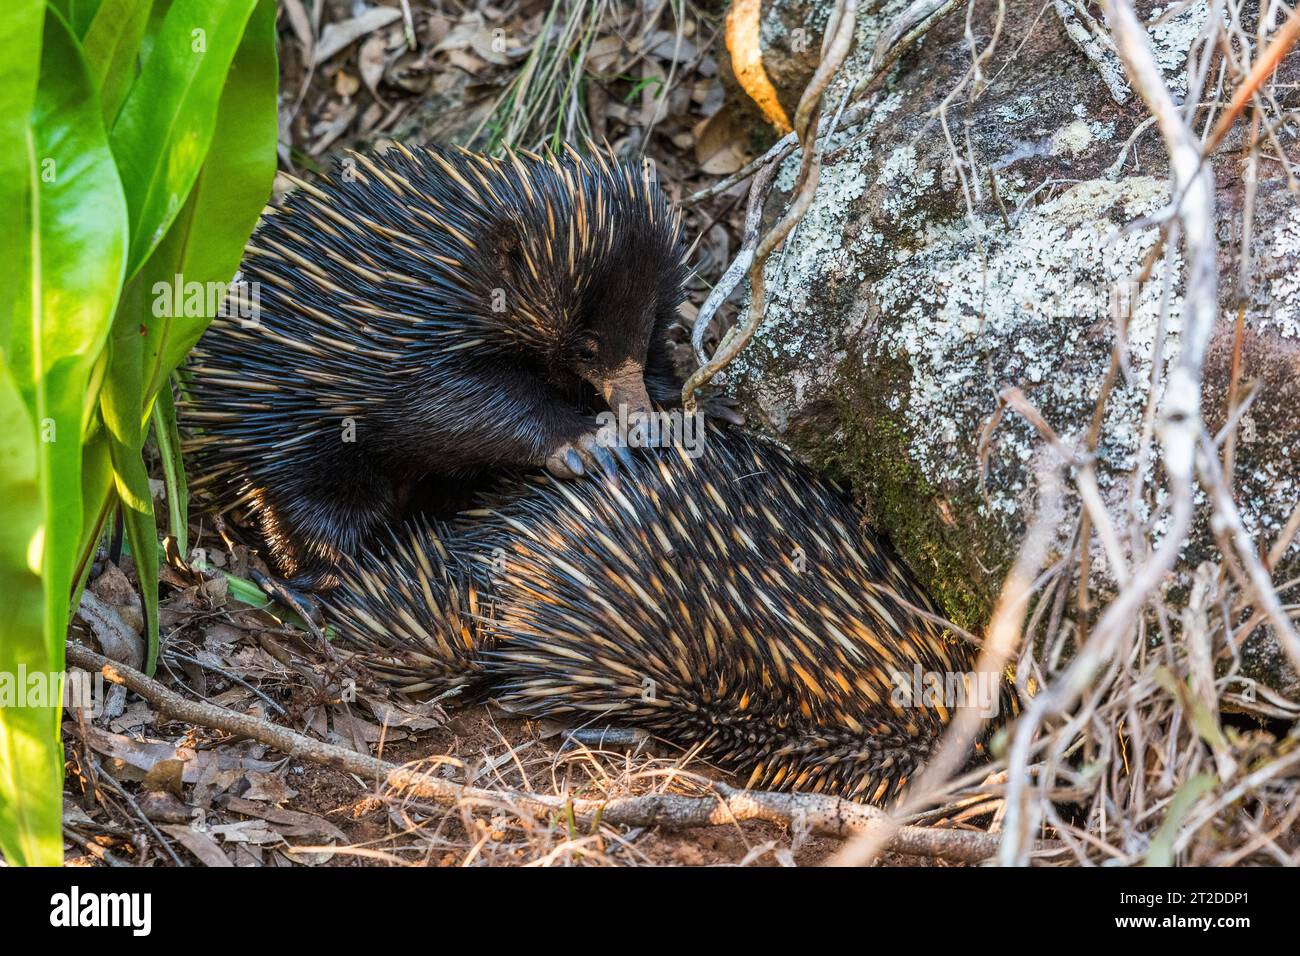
[326,430,994,802]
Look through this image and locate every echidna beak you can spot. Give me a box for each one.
[598,360,653,446]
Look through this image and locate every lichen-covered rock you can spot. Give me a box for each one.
[728,0,1300,693]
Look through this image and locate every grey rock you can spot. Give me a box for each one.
[727,0,1300,693]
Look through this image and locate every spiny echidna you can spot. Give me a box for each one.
[184,143,697,588]
[326,429,994,802]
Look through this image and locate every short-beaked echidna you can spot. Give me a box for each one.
[185,144,692,588]
[326,429,990,802]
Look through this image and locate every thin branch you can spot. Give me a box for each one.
[1202,6,1300,156]
[690,161,779,366]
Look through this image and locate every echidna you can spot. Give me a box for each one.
[184,143,696,588]
[326,429,994,802]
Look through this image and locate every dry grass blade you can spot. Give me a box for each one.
[1203,6,1300,157]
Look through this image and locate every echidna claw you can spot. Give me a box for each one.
[590,444,619,480]
[564,448,585,477]
[251,570,325,641]
[544,444,587,479]
[548,430,630,481]
[612,443,636,471]
[574,431,618,481]
[561,726,652,752]
[704,394,746,427]
[547,429,640,481]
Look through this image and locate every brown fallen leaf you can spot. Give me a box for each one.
[423,13,453,48]
[694,110,750,174]
[469,27,519,66]
[302,704,328,739]
[433,19,485,53]
[643,30,698,62]
[209,819,283,845]
[233,844,265,866]
[76,590,144,671]
[335,70,361,98]
[191,763,245,812]
[444,48,488,76]
[138,790,194,824]
[218,795,348,842]
[314,6,403,66]
[203,623,243,647]
[310,102,358,155]
[282,845,337,866]
[160,824,234,867]
[636,58,669,127]
[360,694,447,733]
[200,573,228,603]
[77,724,284,783]
[359,33,389,101]
[208,687,256,712]
[585,34,625,76]
[107,699,152,733]
[281,0,314,56]
[89,562,145,634]
[358,101,386,135]
[240,770,297,805]
[330,707,381,752]
[142,757,185,798]
[77,725,204,782]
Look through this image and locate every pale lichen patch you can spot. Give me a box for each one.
[1050,118,1116,156]
[879,143,938,222]
[1146,1,1211,97]
[871,176,1173,518]
[755,91,907,376]
[1051,119,1095,156]
[1263,207,1300,339]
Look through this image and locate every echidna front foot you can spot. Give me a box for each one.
[250,569,327,640]
[699,393,745,427]
[544,428,631,480]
